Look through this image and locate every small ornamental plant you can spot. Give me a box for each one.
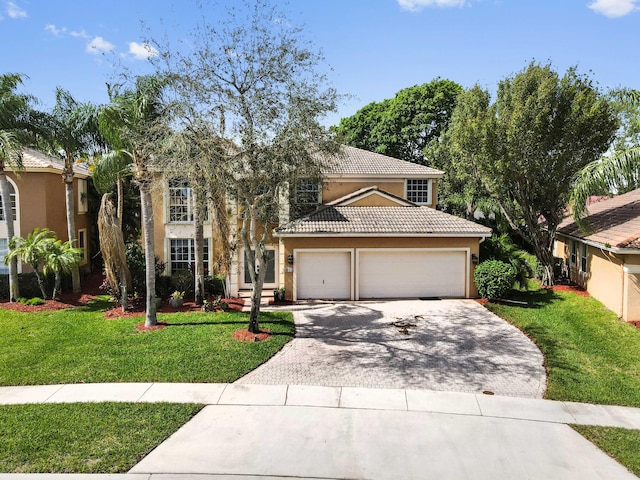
[170,291,185,300]
[474,260,516,301]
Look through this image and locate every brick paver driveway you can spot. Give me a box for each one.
[238,299,546,398]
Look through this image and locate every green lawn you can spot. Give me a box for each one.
[0,402,202,473]
[0,298,295,385]
[485,286,640,475]
[485,287,640,407]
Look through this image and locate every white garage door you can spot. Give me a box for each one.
[296,251,352,300]
[358,250,466,299]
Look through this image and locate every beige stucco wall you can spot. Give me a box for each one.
[279,236,481,299]
[556,234,640,320]
[322,179,438,209]
[7,171,90,272]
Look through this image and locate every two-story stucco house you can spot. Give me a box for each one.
[0,148,92,273]
[153,145,491,301]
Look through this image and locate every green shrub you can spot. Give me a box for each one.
[156,275,173,300]
[17,297,45,305]
[480,234,534,287]
[204,274,226,297]
[474,260,516,300]
[171,270,194,296]
[0,272,72,300]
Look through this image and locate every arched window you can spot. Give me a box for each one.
[0,182,17,221]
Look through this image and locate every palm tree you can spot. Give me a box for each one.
[98,76,168,327]
[91,150,132,229]
[43,88,102,293]
[42,238,82,300]
[5,228,55,299]
[0,73,37,301]
[571,90,640,222]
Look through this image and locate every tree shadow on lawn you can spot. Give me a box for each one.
[498,287,557,309]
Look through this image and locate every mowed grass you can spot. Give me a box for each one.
[485,287,640,407]
[0,402,202,473]
[0,299,295,385]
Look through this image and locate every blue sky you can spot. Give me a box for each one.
[1,0,639,126]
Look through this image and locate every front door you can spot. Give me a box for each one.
[241,248,277,289]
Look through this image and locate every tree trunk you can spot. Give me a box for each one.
[193,192,204,305]
[64,177,81,293]
[0,170,19,301]
[33,267,47,299]
[139,180,157,327]
[242,206,268,334]
[117,178,124,230]
[53,272,62,300]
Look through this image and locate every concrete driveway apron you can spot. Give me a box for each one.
[237,299,546,398]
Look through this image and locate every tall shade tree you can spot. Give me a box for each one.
[447,62,618,285]
[43,88,103,293]
[335,79,463,165]
[154,0,341,333]
[0,73,37,301]
[571,90,640,221]
[99,76,169,327]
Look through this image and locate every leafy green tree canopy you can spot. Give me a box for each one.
[447,62,618,285]
[335,79,462,164]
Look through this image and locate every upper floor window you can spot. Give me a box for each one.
[406,179,431,204]
[0,182,17,221]
[290,179,320,219]
[168,179,193,223]
[77,179,88,214]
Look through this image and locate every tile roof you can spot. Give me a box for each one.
[276,205,492,236]
[558,188,640,249]
[20,148,91,176]
[326,186,415,207]
[322,145,444,177]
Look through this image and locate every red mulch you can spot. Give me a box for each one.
[549,284,590,297]
[0,292,97,312]
[232,328,271,342]
[474,298,489,304]
[627,320,640,329]
[104,297,245,319]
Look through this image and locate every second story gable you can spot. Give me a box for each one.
[289,145,444,217]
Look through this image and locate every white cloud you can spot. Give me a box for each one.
[588,0,639,17]
[45,24,66,36]
[86,36,115,55]
[128,41,158,60]
[397,0,466,11]
[5,1,27,18]
[70,29,90,39]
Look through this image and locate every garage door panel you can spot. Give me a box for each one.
[359,250,465,299]
[297,251,351,300]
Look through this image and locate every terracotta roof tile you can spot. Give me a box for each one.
[19,148,91,176]
[558,188,640,249]
[323,145,444,177]
[276,205,491,236]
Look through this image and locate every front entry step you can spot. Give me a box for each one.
[238,290,272,310]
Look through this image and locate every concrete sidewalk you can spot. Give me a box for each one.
[1,383,640,479]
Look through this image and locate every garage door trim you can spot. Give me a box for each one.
[293,248,355,301]
[355,247,470,300]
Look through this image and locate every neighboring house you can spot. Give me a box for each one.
[153,145,492,300]
[556,188,640,321]
[0,148,91,273]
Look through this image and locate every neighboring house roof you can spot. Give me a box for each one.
[323,145,444,178]
[276,204,492,237]
[558,188,640,250]
[18,148,91,177]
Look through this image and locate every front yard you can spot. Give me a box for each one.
[486,285,640,477]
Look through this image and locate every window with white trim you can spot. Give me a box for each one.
[290,179,320,219]
[168,179,193,223]
[570,241,577,265]
[406,179,431,204]
[0,182,17,221]
[169,238,209,273]
[78,229,87,265]
[0,239,8,274]
[581,243,588,273]
[77,179,88,214]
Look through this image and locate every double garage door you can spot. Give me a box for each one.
[296,249,467,300]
